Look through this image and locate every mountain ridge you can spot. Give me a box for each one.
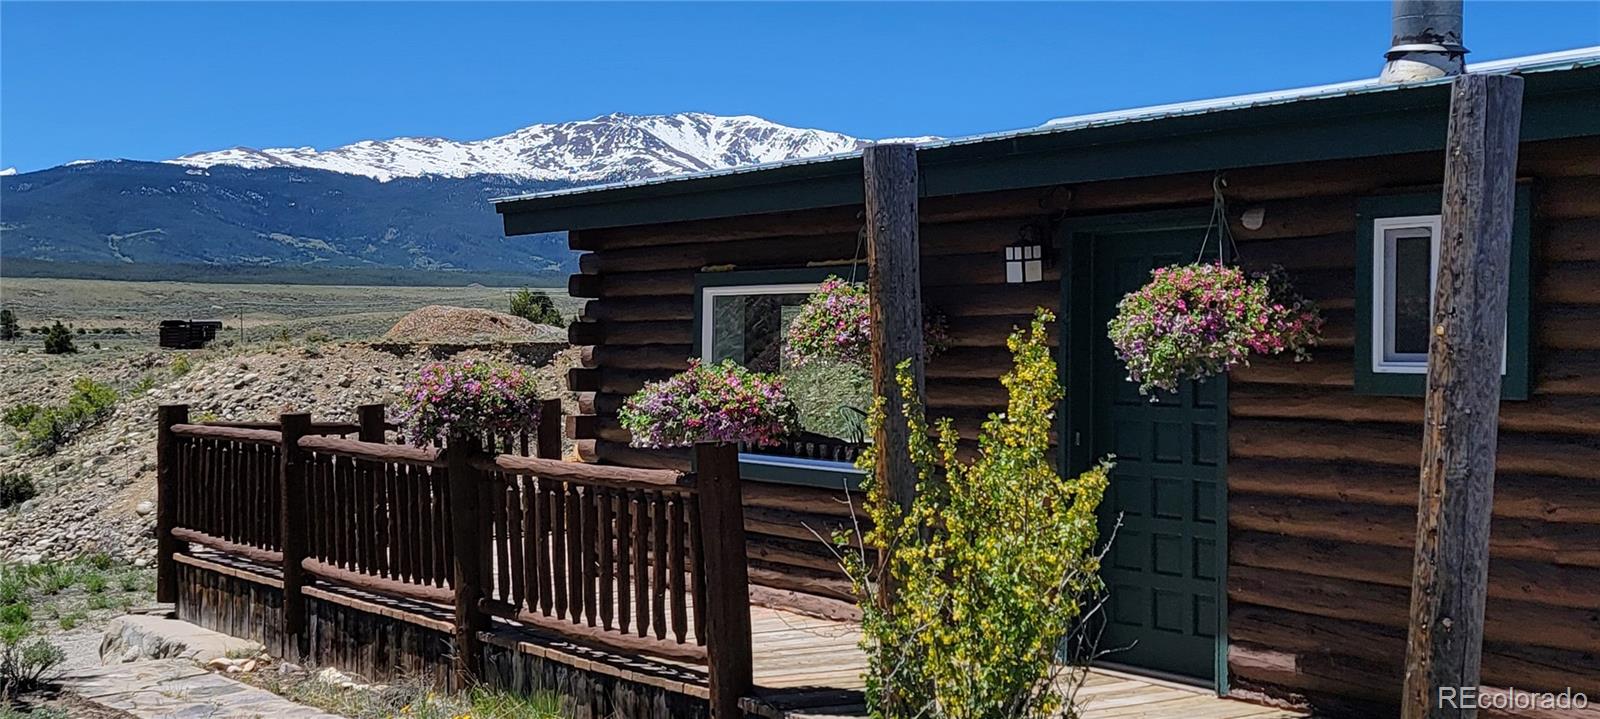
[165,112,873,183]
[2,112,912,278]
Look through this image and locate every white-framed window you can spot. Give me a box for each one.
[1368,214,1508,375]
[700,283,821,368]
[696,273,871,483]
[1370,214,1441,373]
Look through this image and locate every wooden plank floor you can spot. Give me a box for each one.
[744,604,1306,719]
[183,549,1302,719]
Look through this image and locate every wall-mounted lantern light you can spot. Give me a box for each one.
[1005,225,1046,284]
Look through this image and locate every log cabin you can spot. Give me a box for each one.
[494,45,1600,715]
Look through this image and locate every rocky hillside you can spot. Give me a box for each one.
[0,343,577,564]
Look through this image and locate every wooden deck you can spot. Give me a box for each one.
[739,604,1304,719]
[181,549,1301,718]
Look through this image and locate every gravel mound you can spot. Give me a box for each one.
[382,305,562,344]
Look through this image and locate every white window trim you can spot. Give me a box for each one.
[698,282,821,362]
[1369,214,1508,375]
[1371,214,1441,374]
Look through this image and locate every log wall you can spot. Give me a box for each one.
[556,136,1600,712]
[564,182,1069,598]
[1223,139,1600,712]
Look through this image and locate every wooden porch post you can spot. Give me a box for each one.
[357,403,386,443]
[1401,73,1524,719]
[695,442,751,718]
[447,435,488,688]
[155,404,188,604]
[863,143,925,521]
[537,399,563,460]
[279,412,312,653]
[864,141,924,715]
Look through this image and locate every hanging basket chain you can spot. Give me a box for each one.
[1195,173,1243,266]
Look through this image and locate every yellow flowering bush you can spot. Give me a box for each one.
[842,309,1112,719]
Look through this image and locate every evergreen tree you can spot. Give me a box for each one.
[508,288,566,327]
[0,309,18,341]
[43,321,77,354]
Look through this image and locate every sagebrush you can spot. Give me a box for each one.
[843,309,1112,719]
[1,378,118,455]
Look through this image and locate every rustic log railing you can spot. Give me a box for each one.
[155,401,752,714]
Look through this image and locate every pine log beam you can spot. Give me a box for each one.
[1229,493,1600,567]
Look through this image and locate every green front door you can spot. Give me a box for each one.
[1084,228,1226,683]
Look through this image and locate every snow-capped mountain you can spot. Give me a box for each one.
[168,112,872,183]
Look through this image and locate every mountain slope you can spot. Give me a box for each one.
[168,112,866,183]
[1,160,573,275]
[2,112,891,278]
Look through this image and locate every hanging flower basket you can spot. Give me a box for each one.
[619,359,800,449]
[1108,262,1323,396]
[396,359,543,447]
[784,275,952,368]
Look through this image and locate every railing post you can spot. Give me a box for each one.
[155,404,189,604]
[357,403,386,443]
[695,442,751,718]
[279,412,312,654]
[537,399,562,460]
[447,434,487,688]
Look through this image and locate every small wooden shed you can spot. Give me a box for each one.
[496,49,1600,714]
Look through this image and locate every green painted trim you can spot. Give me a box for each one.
[1055,209,1230,695]
[1214,372,1230,696]
[739,455,865,490]
[1353,187,1532,400]
[498,73,1599,235]
[692,266,867,488]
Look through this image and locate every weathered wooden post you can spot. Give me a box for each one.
[695,442,751,718]
[1401,73,1524,719]
[357,403,386,443]
[279,412,312,654]
[447,434,488,687]
[155,404,189,604]
[863,142,926,520]
[537,399,562,460]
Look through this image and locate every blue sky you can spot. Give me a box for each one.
[2,1,1596,173]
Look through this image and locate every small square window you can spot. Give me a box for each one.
[1355,189,1531,399]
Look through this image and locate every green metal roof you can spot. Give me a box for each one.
[496,48,1600,235]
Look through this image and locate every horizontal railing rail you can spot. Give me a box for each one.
[156,400,751,705]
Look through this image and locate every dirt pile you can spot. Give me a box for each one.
[381,305,564,344]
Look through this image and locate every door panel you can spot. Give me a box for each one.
[1087,229,1225,682]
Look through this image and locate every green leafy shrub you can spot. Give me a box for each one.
[1,405,39,431]
[10,378,118,455]
[0,604,27,629]
[843,310,1112,719]
[0,473,35,510]
[508,288,566,327]
[0,636,67,696]
[42,321,75,354]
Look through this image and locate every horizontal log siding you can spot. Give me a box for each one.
[568,202,1055,597]
[1224,144,1600,711]
[558,138,1600,699]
